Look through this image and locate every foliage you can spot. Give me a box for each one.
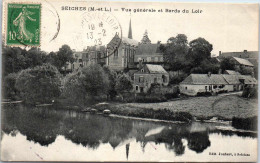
[242,87,258,99]
[188,37,213,66]
[238,66,254,75]
[190,59,220,74]
[48,45,74,71]
[15,63,62,104]
[3,73,19,100]
[115,74,133,94]
[161,34,189,71]
[220,57,236,71]
[62,64,109,105]
[169,72,188,85]
[2,46,48,76]
[103,66,117,99]
[232,116,257,131]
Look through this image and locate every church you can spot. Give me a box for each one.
[106,18,164,71]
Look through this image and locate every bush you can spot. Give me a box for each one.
[196,92,212,96]
[62,64,109,105]
[15,64,62,104]
[135,94,167,103]
[242,87,258,98]
[3,73,19,100]
[232,116,257,131]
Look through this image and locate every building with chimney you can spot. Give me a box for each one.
[218,50,258,68]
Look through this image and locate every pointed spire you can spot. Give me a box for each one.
[128,15,133,39]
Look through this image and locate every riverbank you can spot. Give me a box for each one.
[101,94,257,120]
[92,93,257,130]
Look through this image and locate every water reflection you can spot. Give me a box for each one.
[1,104,257,160]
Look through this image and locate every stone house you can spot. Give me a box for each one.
[179,73,257,96]
[134,64,169,93]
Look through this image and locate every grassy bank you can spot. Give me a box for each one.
[112,94,257,120]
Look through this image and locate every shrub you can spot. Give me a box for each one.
[15,63,62,104]
[242,87,258,99]
[232,116,257,131]
[62,64,109,105]
[3,73,19,100]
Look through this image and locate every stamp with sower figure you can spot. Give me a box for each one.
[6,3,41,46]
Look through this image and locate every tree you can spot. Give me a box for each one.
[220,57,236,71]
[188,37,213,65]
[52,45,74,71]
[115,74,133,100]
[62,64,109,105]
[162,34,189,71]
[3,73,19,100]
[103,66,117,100]
[15,63,62,104]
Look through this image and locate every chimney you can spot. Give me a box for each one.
[208,72,211,77]
[138,60,143,70]
[218,69,222,74]
[219,51,221,56]
[244,50,247,53]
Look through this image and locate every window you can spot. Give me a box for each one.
[141,69,144,72]
[185,87,187,90]
[205,86,208,90]
[142,59,145,62]
[79,59,82,62]
[209,86,212,91]
[135,85,139,91]
[154,78,157,83]
[139,76,144,83]
[162,75,167,83]
[151,57,155,62]
[147,57,151,62]
[114,48,118,58]
[213,85,217,89]
[140,87,144,93]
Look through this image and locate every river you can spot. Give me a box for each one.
[1,104,257,161]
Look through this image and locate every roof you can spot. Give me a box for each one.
[180,74,228,85]
[85,46,106,52]
[232,57,254,67]
[134,54,163,62]
[122,37,139,46]
[238,75,258,85]
[146,64,168,74]
[136,44,162,55]
[220,51,259,60]
[222,75,240,84]
[181,73,258,85]
[224,70,241,75]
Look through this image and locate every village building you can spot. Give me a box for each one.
[224,70,241,75]
[70,46,106,71]
[219,50,258,68]
[231,57,254,69]
[134,64,169,93]
[179,73,257,96]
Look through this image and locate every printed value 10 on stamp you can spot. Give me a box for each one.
[6,3,41,46]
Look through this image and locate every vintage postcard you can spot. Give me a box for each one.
[1,0,259,162]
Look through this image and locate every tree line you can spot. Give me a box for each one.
[2,44,133,105]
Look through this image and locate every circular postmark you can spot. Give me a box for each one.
[73,11,122,59]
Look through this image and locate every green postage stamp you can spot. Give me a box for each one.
[6,3,41,46]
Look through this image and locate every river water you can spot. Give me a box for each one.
[1,104,257,161]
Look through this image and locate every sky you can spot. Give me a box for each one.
[2,1,259,55]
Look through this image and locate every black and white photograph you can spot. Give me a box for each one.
[1,1,259,162]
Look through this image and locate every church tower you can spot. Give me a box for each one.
[128,18,133,39]
[141,30,151,44]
